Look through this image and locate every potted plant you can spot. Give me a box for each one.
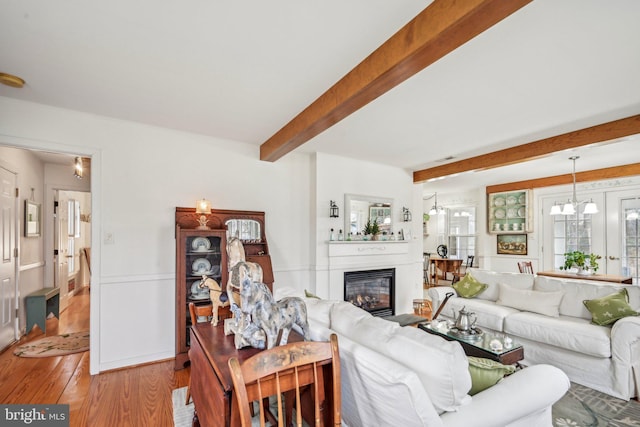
[363,219,380,240]
[560,250,601,274]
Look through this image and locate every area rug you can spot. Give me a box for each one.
[172,387,308,427]
[553,382,640,427]
[13,331,90,357]
[172,387,194,427]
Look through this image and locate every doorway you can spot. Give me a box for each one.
[606,188,640,285]
[0,165,17,349]
[55,190,91,310]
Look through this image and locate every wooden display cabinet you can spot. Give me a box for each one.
[175,208,274,369]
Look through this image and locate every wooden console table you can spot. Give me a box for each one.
[25,287,60,333]
[537,270,633,284]
[188,323,335,427]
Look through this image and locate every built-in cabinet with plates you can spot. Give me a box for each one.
[175,228,227,368]
[487,190,532,234]
[174,208,274,369]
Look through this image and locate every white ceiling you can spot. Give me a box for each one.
[1,0,639,195]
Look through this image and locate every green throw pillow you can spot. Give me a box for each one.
[583,288,639,326]
[304,289,321,299]
[453,274,488,299]
[467,356,516,395]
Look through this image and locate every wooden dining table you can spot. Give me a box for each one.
[429,257,463,285]
[537,270,633,284]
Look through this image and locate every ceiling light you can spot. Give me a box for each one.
[74,157,83,179]
[427,192,445,215]
[549,156,598,216]
[0,72,25,88]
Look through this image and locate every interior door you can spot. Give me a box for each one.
[0,166,17,349]
[606,188,640,284]
[54,191,69,308]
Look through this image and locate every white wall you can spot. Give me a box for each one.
[0,96,315,372]
[0,96,424,372]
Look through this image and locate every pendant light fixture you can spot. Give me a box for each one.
[428,193,445,215]
[550,156,598,216]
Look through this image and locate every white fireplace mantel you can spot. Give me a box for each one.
[328,241,409,257]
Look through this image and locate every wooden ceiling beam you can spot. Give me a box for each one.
[413,114,640,183]
[260,0,533,162]
[486,163,640,194]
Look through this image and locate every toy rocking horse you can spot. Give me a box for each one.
[226,237,263,307]
[198,275,229,326]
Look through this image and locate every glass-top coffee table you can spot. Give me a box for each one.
[418,322,524,365]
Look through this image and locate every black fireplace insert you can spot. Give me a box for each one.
[344,268,395,317]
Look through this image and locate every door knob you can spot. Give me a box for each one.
[608,256,620,260]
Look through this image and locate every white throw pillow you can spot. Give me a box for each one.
[304,298,336,328]
[497,283,564,317]
[468,269,535,302]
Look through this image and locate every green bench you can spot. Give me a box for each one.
[25,287,60,333]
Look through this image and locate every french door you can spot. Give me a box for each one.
[542,187,639,284]
[606,188,640,284]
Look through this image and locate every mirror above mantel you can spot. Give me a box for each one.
[344,193,393,237]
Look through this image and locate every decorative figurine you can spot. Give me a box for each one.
[198,275,229,326]
[229,277,310,350]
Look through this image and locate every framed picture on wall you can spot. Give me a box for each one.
[497,234,527,255]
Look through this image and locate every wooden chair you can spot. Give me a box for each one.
[451,255,475,284]
[518,261,534,274]
[228,334,342,427]
[423,252,432,287]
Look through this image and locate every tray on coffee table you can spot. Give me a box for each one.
[418,323,524,365]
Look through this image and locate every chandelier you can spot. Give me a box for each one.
[549,156,598,216]
[428,192,445,215]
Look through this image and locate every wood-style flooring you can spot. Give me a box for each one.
[0,287,190,426]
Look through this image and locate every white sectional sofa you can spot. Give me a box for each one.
[428,268,640,401]
[276,288,570,427]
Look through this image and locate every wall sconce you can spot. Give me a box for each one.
[74,157,83,179]
[330,200,339,218]
[402,207,412,222]
[195,198,212,230]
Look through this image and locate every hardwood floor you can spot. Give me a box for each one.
[0,287,190,426]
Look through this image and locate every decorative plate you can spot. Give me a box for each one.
[191,237,211,252]
[192,258,212,274]
[518,207,525,217]
[494,208,506,219]
[506,195,518,206]
[493,196,505,207]
[190,280,210,300]
[507,208,518,218]
[518,194,526,204]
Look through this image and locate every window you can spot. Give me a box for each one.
[446,207,476,260]
[552,213,593,269]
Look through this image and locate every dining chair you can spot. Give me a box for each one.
[518,261,534,274]
[423,252,432,287]
[228,334,342,427]
[451,255,475,284]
